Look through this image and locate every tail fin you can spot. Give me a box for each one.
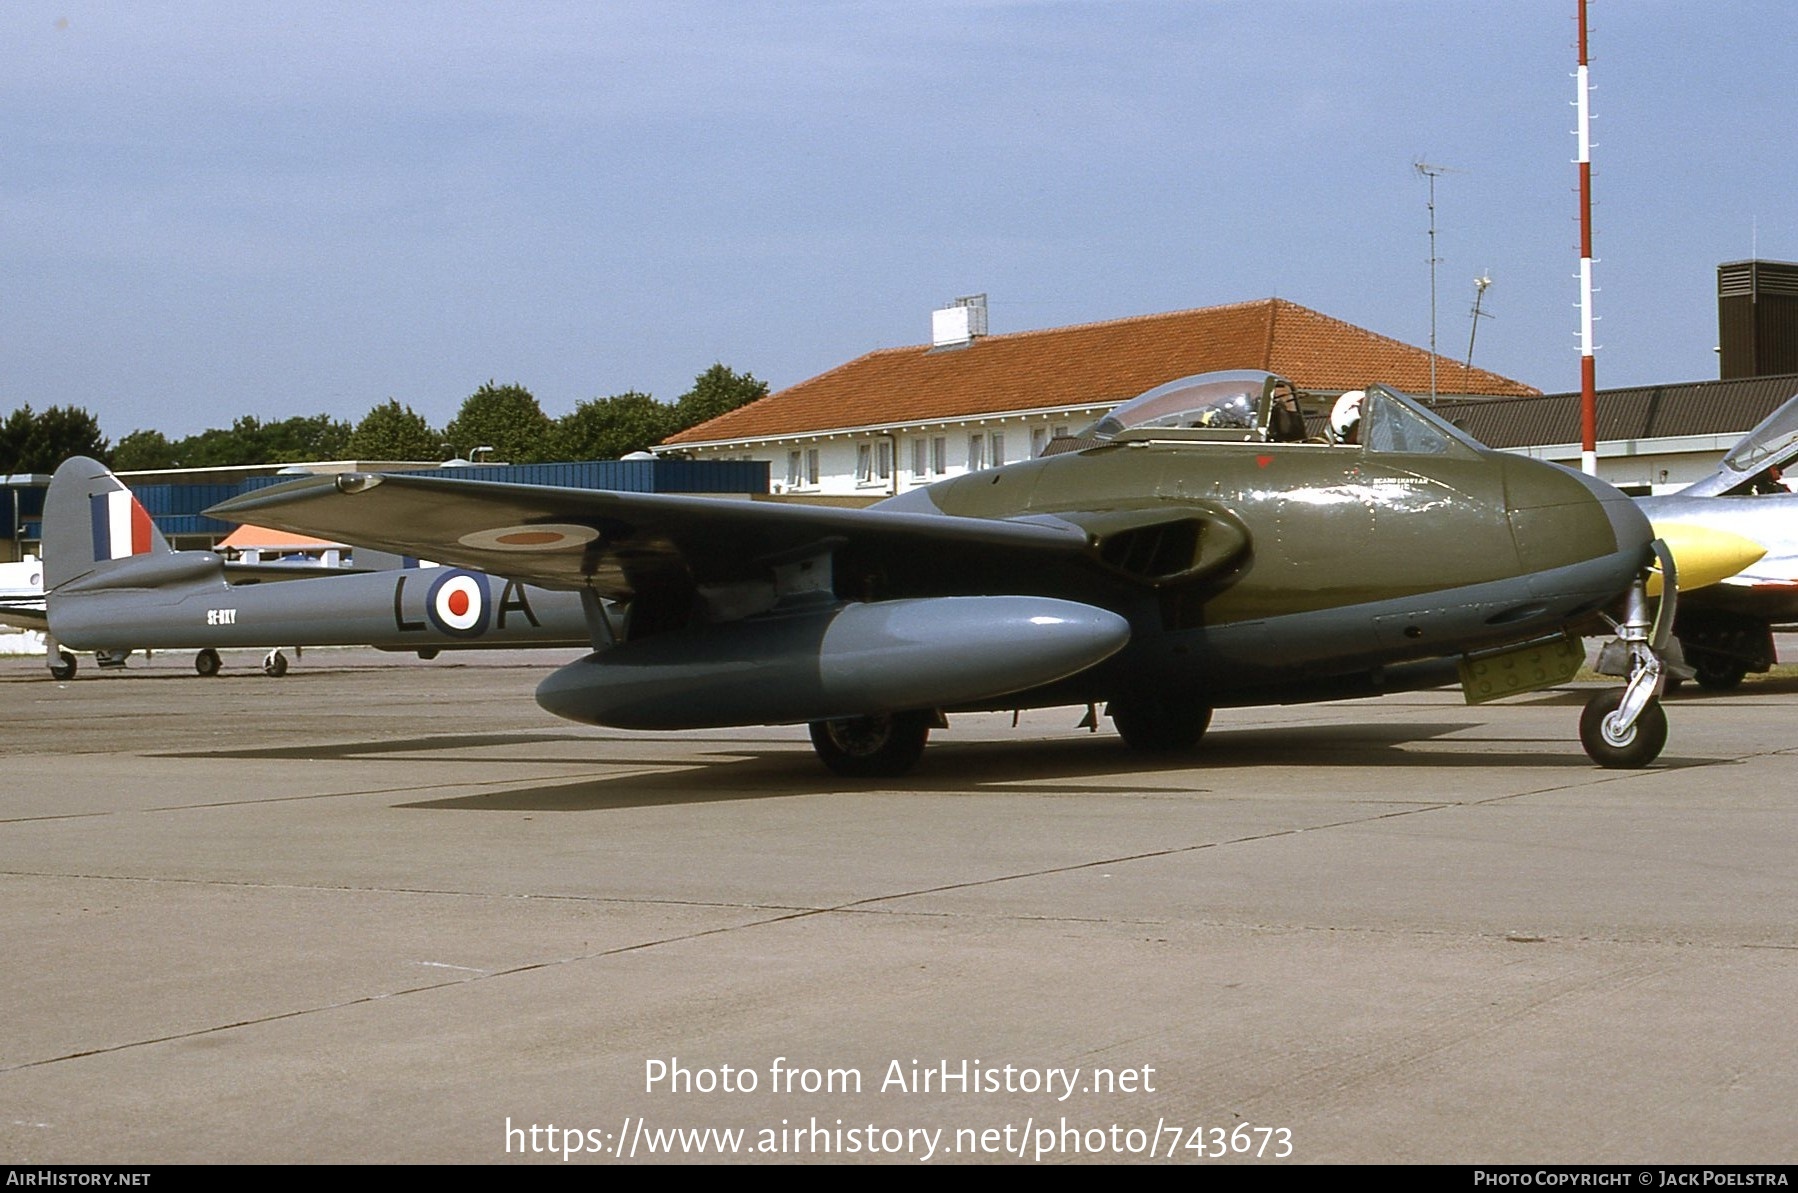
[43,456,173,590]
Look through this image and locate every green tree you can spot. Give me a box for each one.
[673,363,767,431]
[259,413,352,463]
[443,382,554,463]
[168,416,270,467]
[133,413,352,468]
[0,404,110,472]
[348,399,443,461]
[111,429,179,471]
[554,391,677,460]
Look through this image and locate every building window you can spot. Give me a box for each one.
[1031,426,1047,457]
[911,438,927,477]
[968,434,986,471]
[806,449,820,486]
[856,443,874,483]
[931,437,947,475]
[786,451,802,487]
[990,432,1005,466]
[877,439,893,480]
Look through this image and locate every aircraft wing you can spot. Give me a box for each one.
[0,598,48,632]
[207,472,1098,602]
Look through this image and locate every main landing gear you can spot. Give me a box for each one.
[1581,543,1677,769]
[193,647,297,677]
[1107,695,1212,753]
[1676,611,1770,692]
[805,695,1220,777]
[807,711,934,778]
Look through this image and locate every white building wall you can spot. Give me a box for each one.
[667,406,1111,499]
[1513,433,1748,494]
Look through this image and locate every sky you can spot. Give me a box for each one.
[5,1,1794,441]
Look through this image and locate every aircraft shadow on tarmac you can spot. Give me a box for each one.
[153,732,586,761]
[371,719,1688,812]
[152,702,1718,812]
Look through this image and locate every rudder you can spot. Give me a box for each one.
[43,456,173,590]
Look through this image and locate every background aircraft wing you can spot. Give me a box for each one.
[208,472,1097,601]
[0,598,49,632]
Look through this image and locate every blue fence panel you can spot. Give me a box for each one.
[13,458,770,547]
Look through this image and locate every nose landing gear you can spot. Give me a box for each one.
[1582,541,1676,769]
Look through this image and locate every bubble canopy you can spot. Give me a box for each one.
[1720,394,1798,475]
[1078,369,1482,457]
[1081,371,1278,440]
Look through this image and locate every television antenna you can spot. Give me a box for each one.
[1414,158,1463,402]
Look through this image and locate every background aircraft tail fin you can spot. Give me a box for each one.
[43,456,174,590]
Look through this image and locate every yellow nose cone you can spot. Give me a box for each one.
[1646,521,1767,596]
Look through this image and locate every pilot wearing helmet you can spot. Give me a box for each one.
[1329,390,1365,445]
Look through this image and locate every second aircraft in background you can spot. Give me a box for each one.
[40,456,590,680]
[1639,389,1798,688]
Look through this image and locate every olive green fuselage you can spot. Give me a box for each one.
[873,435,1648,709]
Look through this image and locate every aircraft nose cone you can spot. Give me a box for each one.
[1643,521,1766,595]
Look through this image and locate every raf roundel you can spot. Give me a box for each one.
[425,569,490,638]
[457,523,599,552]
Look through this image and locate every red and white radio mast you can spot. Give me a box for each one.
[1576,0,1598,476]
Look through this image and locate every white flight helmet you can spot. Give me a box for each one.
[1329,390,1365,445]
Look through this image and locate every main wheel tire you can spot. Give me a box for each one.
[808,711,932,778]
[1108,697,1212,752]
[195,648,221,677]
[263,651,288,677]
[48,650,76,681]
[1691,656,1747,691]
[1579,688,1668,769]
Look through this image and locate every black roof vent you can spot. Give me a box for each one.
[1719,260,1798,379]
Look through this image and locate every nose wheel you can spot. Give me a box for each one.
[1580,686,1668,769]
[1582,542,1675,769]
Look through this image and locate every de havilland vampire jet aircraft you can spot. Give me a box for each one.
[1637,388,1798,689]
[208,370,1718,775]
[41,456,591,679]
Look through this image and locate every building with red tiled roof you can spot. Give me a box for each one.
[658,298,1537,497]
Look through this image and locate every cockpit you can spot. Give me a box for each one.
[1072,369,1481,456]
[1081,372,1283,441]
[1677,389,1798,497]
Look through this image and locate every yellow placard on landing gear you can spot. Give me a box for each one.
[1458,634,1586,704]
